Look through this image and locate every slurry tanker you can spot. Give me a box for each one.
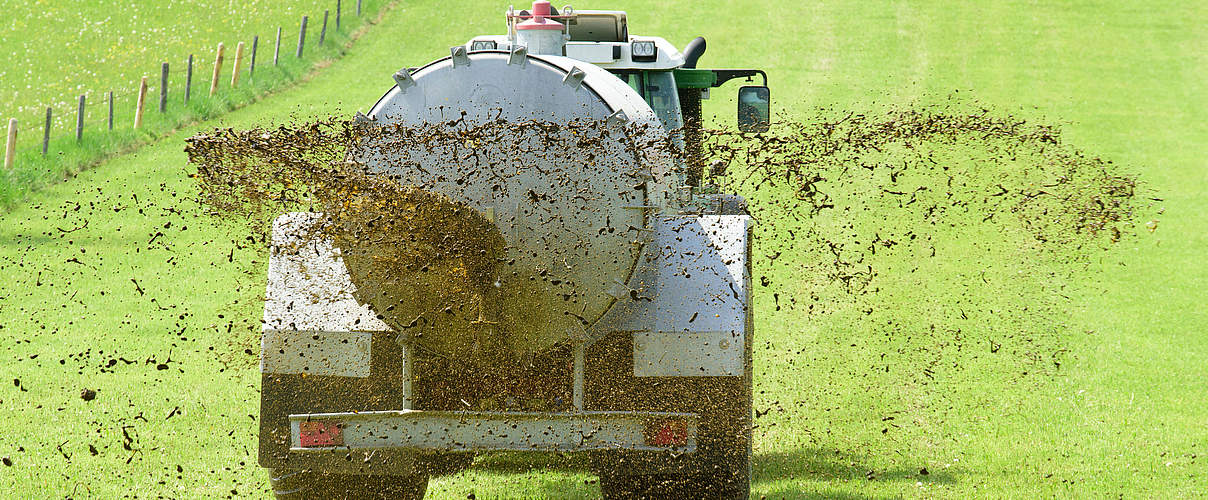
[257,2,770,498]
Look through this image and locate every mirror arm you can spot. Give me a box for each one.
[712,69,768,88]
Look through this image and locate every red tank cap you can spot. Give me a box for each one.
[517,1,563,30]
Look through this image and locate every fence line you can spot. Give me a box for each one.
[134,77,148,129]
[210,43,225,97]
[297,16,308,58]
[1,0,363,174]
[185,55,194,104]
[232,42,246,87]
[43,108,51,156]
[160,63,170,113]
[320,11,329,45]
[76,96,85,141]
[4,119,15,171]
[251,36,259,75]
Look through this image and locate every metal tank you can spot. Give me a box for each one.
[352,43,676,361]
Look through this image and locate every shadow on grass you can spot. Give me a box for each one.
[753,448,956,498]
[450,447,956,499]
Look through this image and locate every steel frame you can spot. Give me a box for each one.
[289,409,698,453]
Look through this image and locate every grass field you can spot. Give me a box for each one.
[0,0,389,206]
[0,0,371,129]
[1,0,1205,498]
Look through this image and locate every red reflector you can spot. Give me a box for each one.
[299,421,343,447]
[645,419,689,447]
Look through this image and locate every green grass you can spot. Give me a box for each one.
[0,0,390,206]
[0,0,1205,498]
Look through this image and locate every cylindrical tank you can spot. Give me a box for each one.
[351,49,674,364]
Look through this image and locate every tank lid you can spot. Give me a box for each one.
[517,1,564,30]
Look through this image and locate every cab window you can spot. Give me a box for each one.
[610,71,683,133]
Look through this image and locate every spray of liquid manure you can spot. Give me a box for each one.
[185,102,1142,411]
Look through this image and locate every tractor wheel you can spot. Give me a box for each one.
[268,468,428,500]
[597,376,751,500]
[598,445,749,500]
[588,331,752,500]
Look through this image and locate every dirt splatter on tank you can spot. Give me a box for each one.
[346,47,674,364]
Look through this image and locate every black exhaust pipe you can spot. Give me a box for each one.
[682,36,706,68]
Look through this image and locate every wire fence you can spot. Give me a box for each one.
[2,0,367,178]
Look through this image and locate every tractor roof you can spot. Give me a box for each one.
[461,6,686,70]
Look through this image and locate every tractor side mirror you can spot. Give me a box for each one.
[737,85,770,133]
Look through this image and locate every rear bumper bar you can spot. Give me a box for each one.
[289,410,698,454]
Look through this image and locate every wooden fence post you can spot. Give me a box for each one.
[185,55,194,103]
[4,119,15,171]
[135,77,148,128]
[231,42,245,87]
[337,0,342,30]
[42,108,51,156]
[76,95,85,141]
[296,16,308,58]
[108,91,114,130]
[274,27,282,66]
[160,62,169,112]
[320,11,329,45]
[210,43,225,97]
[250,35,259,75]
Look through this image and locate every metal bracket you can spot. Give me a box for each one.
[562,66,586,89]
[451,46,471,67]
[606,109,629,128]
[712,69,769,87]
[508,45,528,66]
[392,68,415,93]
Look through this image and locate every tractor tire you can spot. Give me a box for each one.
[596,375,751,500]
[597,427,750,500]
[588,333,752,500]
[268,468,428,500]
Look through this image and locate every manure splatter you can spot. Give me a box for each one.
[181,102,1146,494]
[187,117,675,368]
[186,104,1140,379]
[0,101,1149,496]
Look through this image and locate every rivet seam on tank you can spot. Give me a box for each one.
[451,46,471,67]
[392,68,416,93]
[562,67,586,89]
[508,46,528,67]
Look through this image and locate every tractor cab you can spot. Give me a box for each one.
[463,3,771,173]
